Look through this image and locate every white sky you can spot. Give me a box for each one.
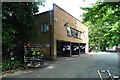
[39,0,98,21]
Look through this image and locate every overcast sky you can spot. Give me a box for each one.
[38,0,98,21]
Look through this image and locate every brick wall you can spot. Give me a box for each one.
[31,11,51,44]
[53,4,89,55]
[53,4,88,43]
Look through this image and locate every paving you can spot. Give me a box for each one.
[2,52,120,79]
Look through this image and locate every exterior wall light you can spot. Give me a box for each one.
[55,18,57,21]
[64,22,68,26]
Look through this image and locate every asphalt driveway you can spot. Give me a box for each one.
[2,52,119,79]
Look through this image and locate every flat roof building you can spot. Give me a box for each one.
[31,4,88,60]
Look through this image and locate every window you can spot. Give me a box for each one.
[66,26,83,39]
[71,29,74,37]
[79,31,82,39]
[80,32,82,39]
[67,26,71,36]
[41,25,44,32]
[73,30,76,38]
[41,23,49,32]
[44,24,49,32]
[76,31,78,38]
[71,29,77,38]
[77,31,82,39]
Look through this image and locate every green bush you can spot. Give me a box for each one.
[2,60,20,71]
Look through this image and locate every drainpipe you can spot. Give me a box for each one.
[79,43,80,55]
[49,10,52,61]
[70,42,72,57]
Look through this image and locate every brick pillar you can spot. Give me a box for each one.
[79,43,81,55]
[70,42,72,57]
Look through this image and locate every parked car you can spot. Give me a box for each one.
[106,46,116,52]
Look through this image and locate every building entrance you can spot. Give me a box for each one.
[80,43,86,54]
[71,43,79,55]
[56,40,71,57]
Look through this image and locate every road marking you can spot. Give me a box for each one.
[97,70,103,80]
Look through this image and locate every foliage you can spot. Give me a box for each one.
[2,1,45,52]
[2,60,20,71]
[81,1,120,50]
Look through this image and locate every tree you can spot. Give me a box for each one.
[81,1,120,51]
[2,1,45,46]
[2,1,45,62]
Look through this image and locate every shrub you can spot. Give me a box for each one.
[2,60,20,71]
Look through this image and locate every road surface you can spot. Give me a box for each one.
[2,52,120,79]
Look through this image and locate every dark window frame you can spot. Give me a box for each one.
[40,23,49,33]
[66,26,82,39]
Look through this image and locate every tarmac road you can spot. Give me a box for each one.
[2,52,120,79]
